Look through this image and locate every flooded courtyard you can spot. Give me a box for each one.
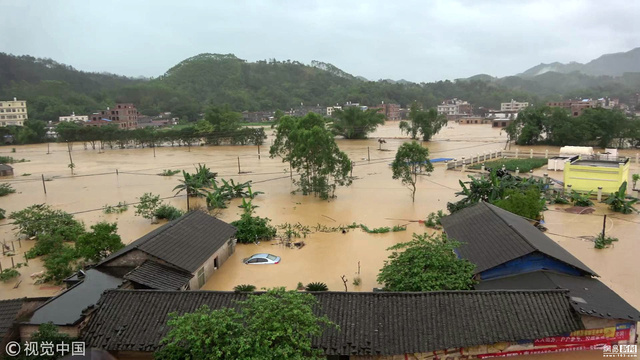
[1,121,639,320]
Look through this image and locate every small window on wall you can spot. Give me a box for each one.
[197,267,205,288]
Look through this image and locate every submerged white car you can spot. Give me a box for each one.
[243,253,281,265]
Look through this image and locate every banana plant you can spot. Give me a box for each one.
[604,181,638,214]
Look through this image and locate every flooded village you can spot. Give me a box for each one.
[1,119,639,359]
[2,3,640,356]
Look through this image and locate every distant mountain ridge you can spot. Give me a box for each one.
[519,47,640,77]
[1,49,640,123]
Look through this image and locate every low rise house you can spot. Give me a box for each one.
[0,164,13,176]
[440,202,639,356]
[82,289,588,359]
[437,98,472,120]
[87,103,139,129]
[563,155,630,194]
[59,112,88,122]
[501,100,529,112]
[18,211,237,340]
[458,116,491,125]
[0,297,49,356]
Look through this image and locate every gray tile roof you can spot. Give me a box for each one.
[0,164,13,171]
[82,289,583,355]
[0,298,23,341]
[475,271,640,321]
[99,211,237,273]
[123,261,193,290]
[440,202,596,276]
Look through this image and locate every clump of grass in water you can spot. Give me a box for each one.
[159,169,180,176]
[594,234,618,249]
[103,202,129,214]
[0,156,28,164]
[0,183,16,197]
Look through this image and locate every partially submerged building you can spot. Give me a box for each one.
[0,163,13,177]
[18,211,237,340]
[563,156,630,194]
[440,202,639,357]
[0,297,49,356]
[82,289,588,359]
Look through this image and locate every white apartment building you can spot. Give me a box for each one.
[500,100,529,112]
[437,98,471,116]
[326,105,342,117]
[59,112,89,122]
[0,98,28,127]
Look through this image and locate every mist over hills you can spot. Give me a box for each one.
[518,47,640,77]
[1,48,639,122]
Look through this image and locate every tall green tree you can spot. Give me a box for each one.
[377,233,477,291]
[156,288,335,360]
[391,141,433,202]
[270,113,352,199]
[399,103,447,141]
[76,222,124,262]
[330,107,384,139]
[204,105,242,132]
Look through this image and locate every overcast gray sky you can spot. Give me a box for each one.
[1,0,638,82]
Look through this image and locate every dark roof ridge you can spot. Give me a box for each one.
[100,288,571,295]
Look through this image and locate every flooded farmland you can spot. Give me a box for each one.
[1,121,639,324]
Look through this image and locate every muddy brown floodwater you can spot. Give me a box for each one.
[1,122,639,356]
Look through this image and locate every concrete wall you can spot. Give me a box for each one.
[188,237,236,290]
[101,249,149,268]
[19,324,79,342]
[564,161,630,194]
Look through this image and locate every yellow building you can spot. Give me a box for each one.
[0,97,28,126]
[563,157,630,194]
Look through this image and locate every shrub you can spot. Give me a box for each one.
[425,210,446,228]
[0,268,20,282]
[232,197,276,244]
[469,158,548,173]
[0,156,28,163]
[135,193,163,220]
[493,188,547,220]
[43,245,79,283]
[0,183,16,197]
[9,204,85,240]
[604,182,638,214]
[548,194,570,204]
[296,282,305,290]
[569,190,594,207]
[352,277,361,286]
[155,205,184,221]
[234,284,256,293]
[594,234,618,249]
[76,222,124,263]
[25,234,64,259]
[305,282,329,291]
[0,208,5,220]
[160,169,181,176]
[103,201,128,214]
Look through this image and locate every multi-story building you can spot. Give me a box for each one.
[500,100,529,112]
[547,99,601,117]
[370,102,401,120]
[437,99,472,120]
[59,112,89,122]
[0,98,28,127]
[87,103,139,129]
[326,105,342,117]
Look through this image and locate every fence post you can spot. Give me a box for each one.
[237,157,241,174]
[367,147,370,162]
[636,153,639,164]
[42,174,47,194]
[481,163,485,172]
[529,169,533,178]
[530,149,533,159]
[515,149,519,159]
[597,187,603,202]
[515,167,520,175]
[258,145,261,160]
[545,150,549,159]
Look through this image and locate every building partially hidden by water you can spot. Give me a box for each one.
[441,202,639,357]
[15,211,237,341]
[563,154,630,194]
[0,163,13,177]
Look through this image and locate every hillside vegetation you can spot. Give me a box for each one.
[1,51,640,123]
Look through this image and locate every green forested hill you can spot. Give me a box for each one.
[1,52,639,122]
